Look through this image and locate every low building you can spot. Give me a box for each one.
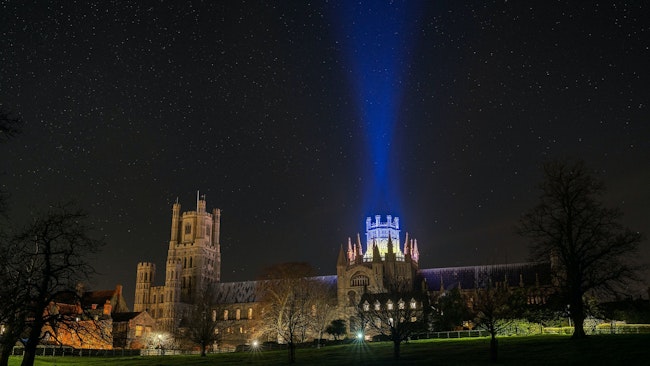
[111,311,156,349]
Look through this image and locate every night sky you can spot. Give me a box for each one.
[1,1,648,307]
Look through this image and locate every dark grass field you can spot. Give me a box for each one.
[9,334,650,366]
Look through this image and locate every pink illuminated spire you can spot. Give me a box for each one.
[404,232,410,256]
[356,233,363,257]
[347,237,354,262]
[413,239,419,262]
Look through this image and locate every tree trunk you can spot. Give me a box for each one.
[288,342,296,363]
[200,342,207,357]
[570,297,587,339]
[0,344,11,366]
[571,312,586,339]
[489,334,498,362]
[393,339,401,360]
[21,323,43,366]
[20,343,36,366]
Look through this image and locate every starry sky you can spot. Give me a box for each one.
[1,1,648,306]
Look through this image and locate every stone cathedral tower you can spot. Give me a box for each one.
[134,194,222,332]
[336,214,420,311]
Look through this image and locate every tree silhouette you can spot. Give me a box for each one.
[185,285,224,356]
[356,281,430,360]
[471,277,526,362]
[432,288,472,331]
[1,203,103,366]
[325,319,346,340]
[518,160,643,338]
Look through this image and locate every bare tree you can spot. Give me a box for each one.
[357,282,430,360]
[185,285,222,356]
[3,203,103,366]
[518,160,644,338]
[307,280,337,348]
[142,331,177,353]
[0,246,29,366]
[471,278,526,363]
[257,262,316,364]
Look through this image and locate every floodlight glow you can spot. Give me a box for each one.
[356,332,364,340]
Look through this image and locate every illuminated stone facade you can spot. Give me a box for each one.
[134,195,221,332]
[134,200,551,345]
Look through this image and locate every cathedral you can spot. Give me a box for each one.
[134,197,551,344]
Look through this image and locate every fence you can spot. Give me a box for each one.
[11,345,237,358]
[11,346,142,357]
[413,330,489,339]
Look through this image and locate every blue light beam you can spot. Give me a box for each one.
[333,1,422,214]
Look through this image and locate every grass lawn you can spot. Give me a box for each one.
[9,334,650,365]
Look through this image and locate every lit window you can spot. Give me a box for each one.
[363,302,370,312]
[398,300,405,310]
[410,299,417,309]
[224,310,229,320]
[374,301,380,311]
[212,310,217,322]
[236,309,241,320]
[135,325,143,337]
[248,308,253,320]
[387,301,394,310]
[411,316,417,322]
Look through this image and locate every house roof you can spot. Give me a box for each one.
[215,281,260,304]
[215,275,338,304]
[112,311,150,323]
[82,290,115,306]
[418,262,552,291]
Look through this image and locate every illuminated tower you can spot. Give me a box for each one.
[167,194,221,303]
[134,262,155,312]
[363,215,404,261]
[159,258,182,330]
[336,214,419,311]
[134,193,222,332]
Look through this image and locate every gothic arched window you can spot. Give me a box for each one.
[350,274,370,287]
